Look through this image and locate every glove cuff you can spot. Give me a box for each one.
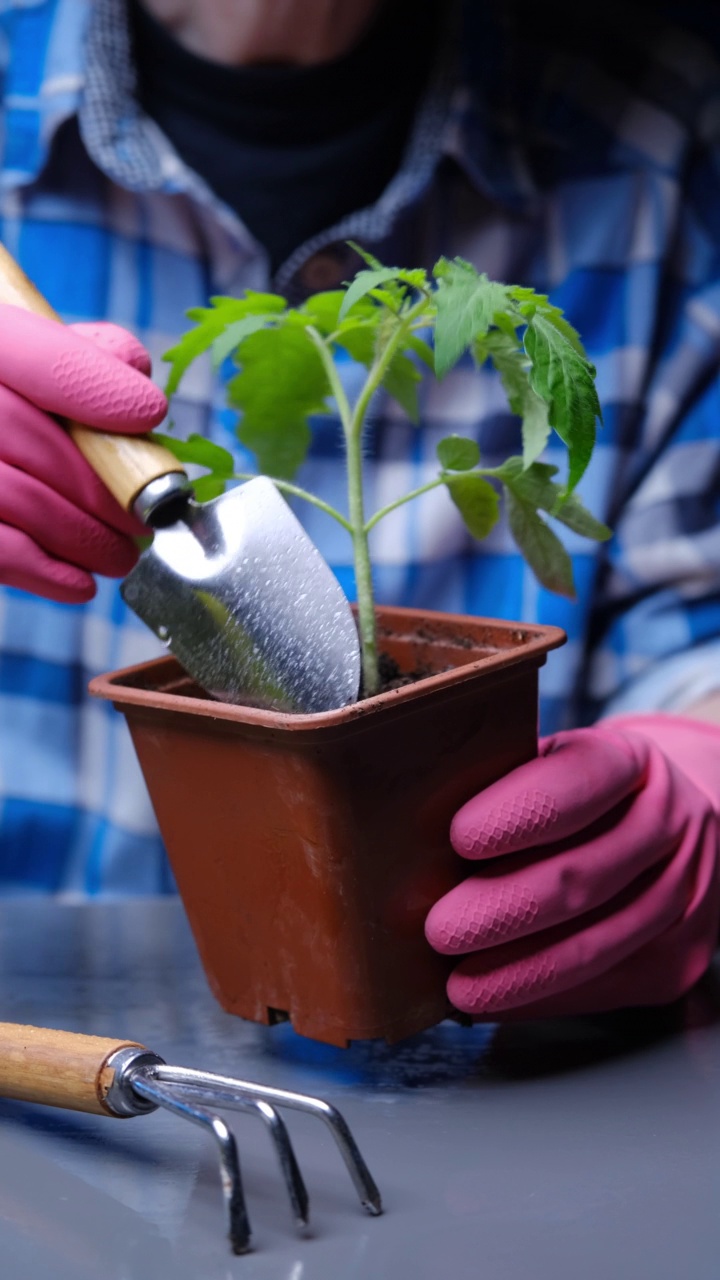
[603,712,720,813]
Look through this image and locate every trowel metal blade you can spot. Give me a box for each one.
[121,475,361,713]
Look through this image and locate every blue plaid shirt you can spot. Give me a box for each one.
[1,0,719,894]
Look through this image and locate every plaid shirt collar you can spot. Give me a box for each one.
[0,0,542,222]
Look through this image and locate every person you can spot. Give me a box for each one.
[0,0,719,1020]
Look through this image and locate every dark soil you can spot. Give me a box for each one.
[155,654,431,704]
[365,651,429,697]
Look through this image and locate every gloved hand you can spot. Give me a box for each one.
[425,714,720,1019]
[0,304,168,603]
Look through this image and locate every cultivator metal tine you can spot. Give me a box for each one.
[130,1072,251,1256]
[148,1064,383,1216]
[161,1082,310,1230]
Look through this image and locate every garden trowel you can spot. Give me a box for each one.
[0,245,361,713]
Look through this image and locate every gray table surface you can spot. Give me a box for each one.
[0,899,719,1280]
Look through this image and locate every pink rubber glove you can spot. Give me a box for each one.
[425,714,720,1019]
[0,304,168,603]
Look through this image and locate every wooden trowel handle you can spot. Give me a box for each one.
[0,1021,148,1116]
[0,243,185,516]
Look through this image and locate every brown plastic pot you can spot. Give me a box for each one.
[90,606,564,1047]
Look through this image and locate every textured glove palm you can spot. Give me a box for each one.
[0,304,167,602]
[425,715,720,1019]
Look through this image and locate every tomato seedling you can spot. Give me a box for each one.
[161,248,609,697]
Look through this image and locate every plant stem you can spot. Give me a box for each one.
[307,305,429,697]
[349,297,428,443]
[344,299,431,695]
[345,428,379,696]
[231,472,352,531]
[304,323,380,694]
[365,477,446,532]
[304,323,379,694]
[304,326,353,428]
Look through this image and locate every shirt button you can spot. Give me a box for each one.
[298,248,353,293]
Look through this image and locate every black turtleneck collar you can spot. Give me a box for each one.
[130,0,443,271]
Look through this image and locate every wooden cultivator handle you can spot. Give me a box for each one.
[0,1021,148,1116]
[0,242,185,515]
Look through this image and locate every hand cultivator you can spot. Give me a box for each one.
[0,1023,382,1255]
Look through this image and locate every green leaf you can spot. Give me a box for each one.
[338,269,405,319]
[346,241,384,270]
[539,308,586,357]
[332,319,377,366]
[509,288,586,355]
[212,315,279,369]
[338,266,427,321]
[475,330,551,466]
[382,352,422,422]
[406,333,435,369]
[519,390,553,467]
[213,290,287,316]
[163,292,286,395]
[437,435,481,471]
[524,313,602,495]
[331,310,423,422]
[494,310,522,340]
[164,323,220,397]
[432,257,510,378]
[550,492,612,540]
[506,491,576,597]
[493,457,611,542]
[493,456,559,505]
[299,290,345,335]
[444,472,500,540]
[152,432,235,476]
[191,473,231,502]
[227,323,331,478]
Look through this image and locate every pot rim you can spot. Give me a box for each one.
[89,605,565,730]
